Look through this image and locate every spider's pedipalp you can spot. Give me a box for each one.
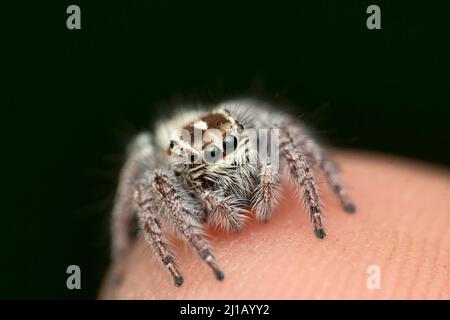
[197,189,249,232]
[251,161,281,222]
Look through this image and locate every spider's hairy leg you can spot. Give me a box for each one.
[279,131,326,239]
[286,123,356,213]
[197,189,248,232]
[134,184,183,286]
[150,171,225,282]
[322,160,356,213]
[251,160,281,222]
[111,132,156,262]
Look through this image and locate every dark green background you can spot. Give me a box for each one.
[2,1,449,298]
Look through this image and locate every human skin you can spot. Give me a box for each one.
[99,151,450,299]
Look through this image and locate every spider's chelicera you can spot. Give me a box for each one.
[111,98,356,286]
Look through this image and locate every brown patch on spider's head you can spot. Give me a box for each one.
[166,110,244,163]
[183,113,232,137]
[178,112,236,150]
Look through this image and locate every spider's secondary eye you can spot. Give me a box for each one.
[188,152,199,164]
[203,144,222,164]
[223,135,238,154]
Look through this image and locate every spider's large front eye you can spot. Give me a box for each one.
[223,135,238,155]
[203,144,222,164]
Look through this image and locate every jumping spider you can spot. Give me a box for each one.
[111,98,356,286]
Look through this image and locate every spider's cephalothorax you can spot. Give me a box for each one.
[164,109,258,229]
[111,98,356,286]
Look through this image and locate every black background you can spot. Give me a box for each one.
[2,1,449,299]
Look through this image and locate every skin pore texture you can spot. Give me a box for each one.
[100,151,449,299]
